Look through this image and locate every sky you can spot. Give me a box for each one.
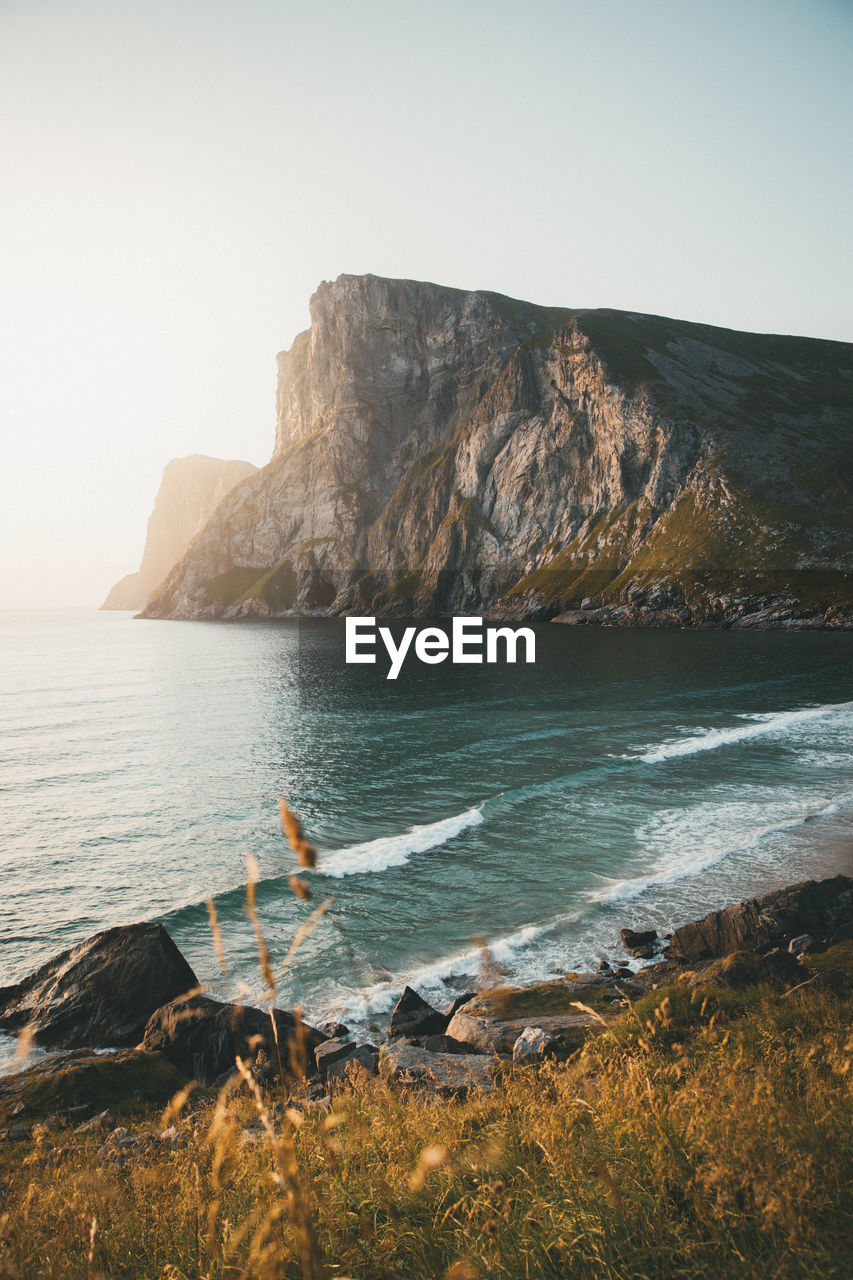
[0,0,851,608]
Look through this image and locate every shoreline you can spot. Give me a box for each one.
[2,871,850,1084]
[3,789,852,1070]
[134,599,853,630]
[2,874,850,1278]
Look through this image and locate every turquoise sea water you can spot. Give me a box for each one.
[1,610,852,1067]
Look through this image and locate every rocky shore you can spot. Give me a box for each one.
[1,874,850,1136]
[551,595,853,630]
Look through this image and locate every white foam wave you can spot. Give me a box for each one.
[591,790,853,907]
[320,805,484,879]
[634,700,853,764]
[333,918,554,1028]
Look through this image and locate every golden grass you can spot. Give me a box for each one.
[1,804,851,1279]
[0,956,850,1279]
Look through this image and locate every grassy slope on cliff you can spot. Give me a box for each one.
[1,944,851,1280]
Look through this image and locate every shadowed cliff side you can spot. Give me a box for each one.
[102,455,257,611]
[140,275,853,626]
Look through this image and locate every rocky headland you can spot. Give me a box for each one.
[102,454,257,611]
[139,274,853,628]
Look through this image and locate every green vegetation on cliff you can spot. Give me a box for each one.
[137,275,853,625]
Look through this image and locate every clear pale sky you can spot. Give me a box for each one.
[1,0,851,608]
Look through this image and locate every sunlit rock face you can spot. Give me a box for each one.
[140,274,853,627]
[102,455,257,611]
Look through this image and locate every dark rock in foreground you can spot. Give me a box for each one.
[379,1041,497,1097]
[141,995,325,1086]
[0,1049,187,1125]
[620,927,658,955]
[387,986,449,1040]
[0,924,199,1050]
[314,1038,377,1083]
[666,876,853,963]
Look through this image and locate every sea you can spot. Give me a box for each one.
[1,609,852,1073]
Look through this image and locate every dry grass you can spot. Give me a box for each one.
[1,804,851,1279]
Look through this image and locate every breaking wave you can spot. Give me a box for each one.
[633,700,853,764]
[320,805,485,879]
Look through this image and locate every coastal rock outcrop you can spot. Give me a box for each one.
[447,1009,608,1059]
[0,1049,187,1126]
[314,1038,377,1083]
[102,454,257,611]
[379,1041,497,1097]
[665,875,853,963]
[141,274,853,627]
[0,924,199,1050]
[387,986,449,1040]
[140,994,325,1087]
[512,1026,558,1064]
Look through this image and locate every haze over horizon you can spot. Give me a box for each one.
[1,0,851,608]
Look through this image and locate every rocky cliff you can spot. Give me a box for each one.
[140,275,853,626]
[102,455,257,610]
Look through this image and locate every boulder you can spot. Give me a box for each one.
[500,1013,607,1056]
[447,1009,606,1057]
[788,934,815,956]
[320,1021,351,1040]
[387,987,448,1039]
[563,972,617,988]
[141,994,324,1086]
[443,992,477,1019]
[0,1049,187,1125]
[314,1038,355,1080]
[512,1027,557,1064]
[445,1011,503,1054]
[315,1041,377,1084]
[667,877,853,963]
[379,1041,496,1097]
[620,928,658,950]
[315,1038,377,1082]
[409,1034,473,1055]
[0,923,199,1050]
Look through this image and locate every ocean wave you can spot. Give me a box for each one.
[335,917,553,1026]
[633,699,853,764]
[320,805,485,879]
[591,789,853,907]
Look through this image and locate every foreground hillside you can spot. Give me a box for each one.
[141,274,853,625]
[1,878,851,1279]
[0,948,850,1279]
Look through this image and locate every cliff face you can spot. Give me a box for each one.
[141,275,853,626]
[102,455,258,611]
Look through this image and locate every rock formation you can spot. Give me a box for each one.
[665,875,853,963]
[102,454,257,610]
[0,923,199,1050]
[139,274,853,626]
[141,994,324,1086]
